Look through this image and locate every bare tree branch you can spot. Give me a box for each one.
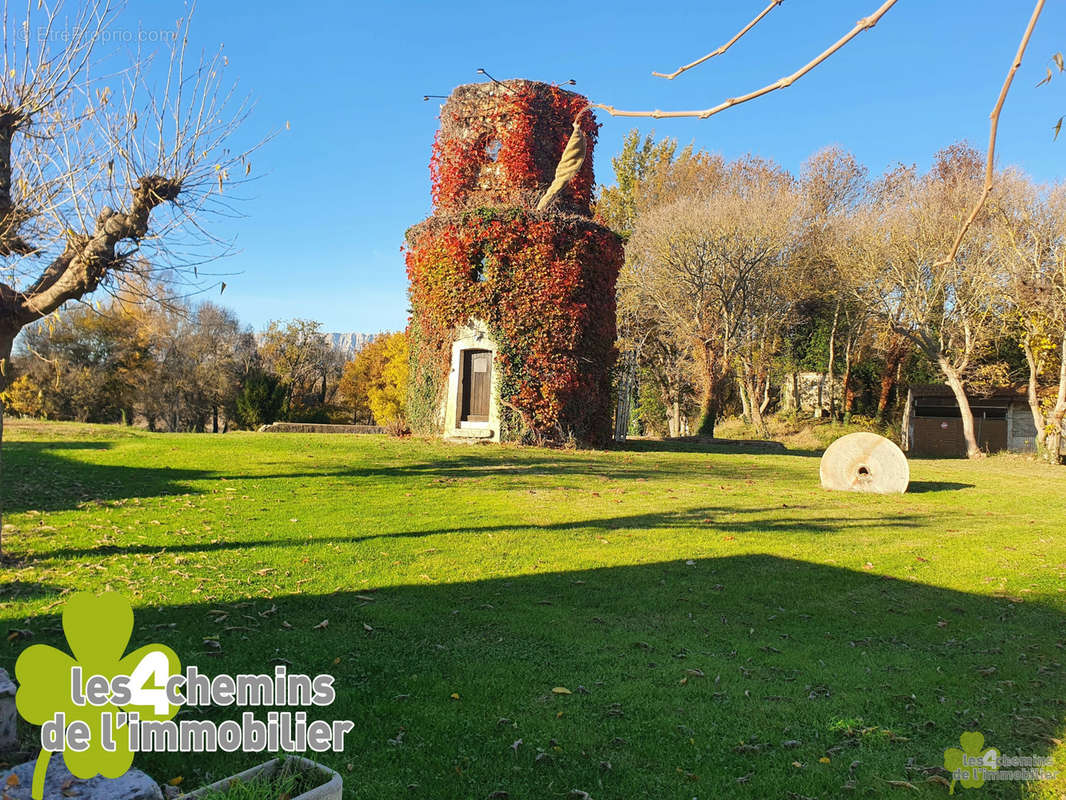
[592,0,897,119]
[652,0,783,80]
[938,0,1046,267]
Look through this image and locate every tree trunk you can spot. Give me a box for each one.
[791,371,801,413]
[825,301,840,419]
[1044,335,1066,463]
[759,372,771,416]
[614,351,636,442]
[744,370,766,435]
[0,329,14,554]
[696,343,718,437]
[0,390,5,556]
[877,338,906,420]
[737,376,751,424]
[212,406,219,434]
[1022,336,1047,449]
[841,336,855,419]
[938,356,983,458]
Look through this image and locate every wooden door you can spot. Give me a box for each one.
[461,350,492,422]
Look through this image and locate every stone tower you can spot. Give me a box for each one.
[405,80,623,446]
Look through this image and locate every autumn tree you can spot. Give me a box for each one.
[367,332,409,433]
[596,130,677,240]
[259,319,343,416]
[337,334,390,425]
[603,134,724,436]
[14,301,148,421]
[625,156,800,436]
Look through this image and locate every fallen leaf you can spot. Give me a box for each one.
[313,620,329,630]
[552,686,573,695]
[883,779,918,791]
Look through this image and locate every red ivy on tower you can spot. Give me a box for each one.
[406,80,622,446]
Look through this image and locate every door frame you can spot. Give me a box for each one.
[442,319,500,441]
[459,348,492,424]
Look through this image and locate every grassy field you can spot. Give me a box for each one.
[1,420,1064,799]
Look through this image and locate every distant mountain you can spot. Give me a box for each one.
[325,332,377,357]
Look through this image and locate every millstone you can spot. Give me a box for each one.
[0,757,162,800]
[819,432,909,494]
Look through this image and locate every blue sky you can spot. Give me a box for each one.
[132,1,1065,334]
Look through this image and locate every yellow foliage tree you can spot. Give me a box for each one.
[337,336,390,424]
[0,375,45,418]
[367,332,409,434]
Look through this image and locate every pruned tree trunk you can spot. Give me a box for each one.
[938,356,983,458]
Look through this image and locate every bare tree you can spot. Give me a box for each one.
[797,146,868,418]
[599,135,722,437]
[625,156,800,436]
[0,1,259,547]
[591,0,1048,288]
[993,174,1066,460]
[843,147,1005,457]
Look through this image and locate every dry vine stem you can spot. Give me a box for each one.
[937,0,1046,267]
[652,0,783,80]
[592,0,898,119]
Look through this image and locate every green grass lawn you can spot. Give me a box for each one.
[1,420,1065,799]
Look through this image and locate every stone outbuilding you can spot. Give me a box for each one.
[901,384,1045,457]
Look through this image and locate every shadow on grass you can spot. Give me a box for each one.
[9,555,1060,799]
[215,452,817,486]
[0,580,65,600]
[907,481,976,493]
[1,441,213,514]
[3,438,820,517]
[21,506,928,562]
[619,438,822,458]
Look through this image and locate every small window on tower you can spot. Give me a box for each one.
[470,253,489,283]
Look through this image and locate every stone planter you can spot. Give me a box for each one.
[180,756,341,800]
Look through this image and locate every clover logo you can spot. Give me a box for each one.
[944,731,1000,794]
[14,592,181,800]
